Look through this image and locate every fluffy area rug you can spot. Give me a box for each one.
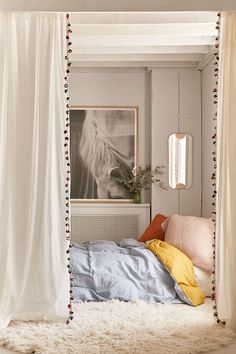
[0,300,235,354]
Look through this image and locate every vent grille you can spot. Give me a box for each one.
[71,214,139,244]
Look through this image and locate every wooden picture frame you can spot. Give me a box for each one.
[70,106,138,203]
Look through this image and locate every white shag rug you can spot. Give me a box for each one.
[0,300,235,354]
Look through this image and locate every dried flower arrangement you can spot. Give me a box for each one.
[111,165,168,203]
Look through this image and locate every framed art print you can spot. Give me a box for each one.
[70,106,138,202]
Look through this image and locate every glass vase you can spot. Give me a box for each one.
[132,191,141,204]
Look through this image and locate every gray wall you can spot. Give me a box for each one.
[70,69,151,202]
[201,59,215,217]
[70,67,203,215]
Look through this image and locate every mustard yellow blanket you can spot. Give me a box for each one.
[146,239,205,306]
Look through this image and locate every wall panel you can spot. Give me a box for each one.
[151,68,201,218]
[151,69,179,216]
[201,59,215,217]
[179,69,201,216]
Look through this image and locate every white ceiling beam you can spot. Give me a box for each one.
[71,23,217,36]
[196,46,215,70]
[71,67,149,73]
[70,12,218,24]
[71,61,197,68]
[71,45,210,54]
[70,53,203,62]
[71,35,215,47]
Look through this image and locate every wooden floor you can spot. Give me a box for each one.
[0,341,236,354]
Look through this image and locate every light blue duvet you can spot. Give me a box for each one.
[71,239,182,304]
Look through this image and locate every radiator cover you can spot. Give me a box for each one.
[72,214,139,243]
[71,203,151,244]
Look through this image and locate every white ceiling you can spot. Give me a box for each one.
[2,0,235,11]
[70,12,218,68]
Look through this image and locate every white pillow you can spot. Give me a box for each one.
[194,266,212,296]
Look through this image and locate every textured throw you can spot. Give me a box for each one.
[0,300,235,354]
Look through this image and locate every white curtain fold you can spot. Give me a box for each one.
[216,11,236,331]
[0,13,69,327]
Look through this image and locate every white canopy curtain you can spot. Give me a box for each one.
[216,11,236,331]
[0,12,69,327]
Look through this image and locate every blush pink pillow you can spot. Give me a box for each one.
[164,215,214,273]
